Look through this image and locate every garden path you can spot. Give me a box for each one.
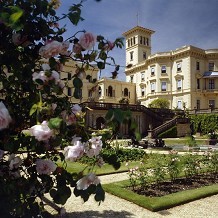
[48,172,218,218]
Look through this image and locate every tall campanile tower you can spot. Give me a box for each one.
[123,26,155,66]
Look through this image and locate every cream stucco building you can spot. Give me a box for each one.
[124,26,218,110]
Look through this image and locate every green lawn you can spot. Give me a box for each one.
[57,160,141,175]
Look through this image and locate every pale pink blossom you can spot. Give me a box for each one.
[35,159,57,175]
[39,40,69,58]
[9,154,22,170]
[85,136,102,157]
[0,149,4,159]
[0,102,12,131]
[79,32,96,50]
[76,173,100,190]
[104,41,115,51]
[60,41,70,55]
[29,121,53,141]
[71,104,82,116]
[64,140,85,161]
[96,157,105,167]
[32,71,47,82]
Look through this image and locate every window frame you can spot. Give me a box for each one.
[177,62,182,72]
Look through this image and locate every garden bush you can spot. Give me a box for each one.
[0,1,135,217]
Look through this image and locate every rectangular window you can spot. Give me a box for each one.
[209,62,214,71]
[143,52,146,60]
[141,72,145,81]
[209,100,215,109]
[141,87,145,96]
[161,81,167,91]
[161,65,166,73]
[209,79,215,89]
[177,100,182,109]
[196,61,200,70]
[151,67,155,76]
[130,51,134,61]
[151,82,156,92]
[130,75,134,83]
[68,87,72,96]
[140,36,142,44]
[177,79,182,90]
[197,79,200,89]
[128,39,130,47]
[177,63,182,71]
[146,38,149,46]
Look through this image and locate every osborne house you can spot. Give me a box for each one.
[62,25,218,138]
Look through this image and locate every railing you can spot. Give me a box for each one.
[148,117,177,138]
[82,102,164,121]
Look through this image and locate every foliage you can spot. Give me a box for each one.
[127,151,218,191]
[148,98,170,109]
[189,114,218,135]
[158,126,177,138]
[0,0,127,217]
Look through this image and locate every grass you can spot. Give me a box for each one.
[103,180,218,212]
[57,160,141,175]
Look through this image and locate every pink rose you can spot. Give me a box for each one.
[85,136,102,158]
[32,71,47,82]
[29,121,53,141]
[39,40,65,58]
[0,102,12,131]
[64,140,85,161]
[79,32,96,50]
[71,104,82,115]
[104,41,115,51]
[76,173,100,190]
[35,159,57,175]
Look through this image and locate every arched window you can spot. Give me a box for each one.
[108,86,113,97]
[124,88,128,97]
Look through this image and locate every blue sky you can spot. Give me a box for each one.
[58,0,218,80]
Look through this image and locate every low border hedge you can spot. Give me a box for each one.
[103,180,218,212]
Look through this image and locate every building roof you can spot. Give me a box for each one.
[203,71,218,78]
[122,25,155,37]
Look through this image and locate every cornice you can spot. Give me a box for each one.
[122,26,155,37]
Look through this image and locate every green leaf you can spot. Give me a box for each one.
[73,77,83,89]
[114,109,124,123]
[97,61,105,70]
[73,88,82,99]
[48,117,62,129]
[9,7,23,24]
[99,51,107,60]
[94,185,105,202]
[29,104,38,116]
[105,109,114,121]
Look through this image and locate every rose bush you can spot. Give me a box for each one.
[0,0,126,217]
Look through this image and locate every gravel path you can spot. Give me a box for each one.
[47,172,218,218]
